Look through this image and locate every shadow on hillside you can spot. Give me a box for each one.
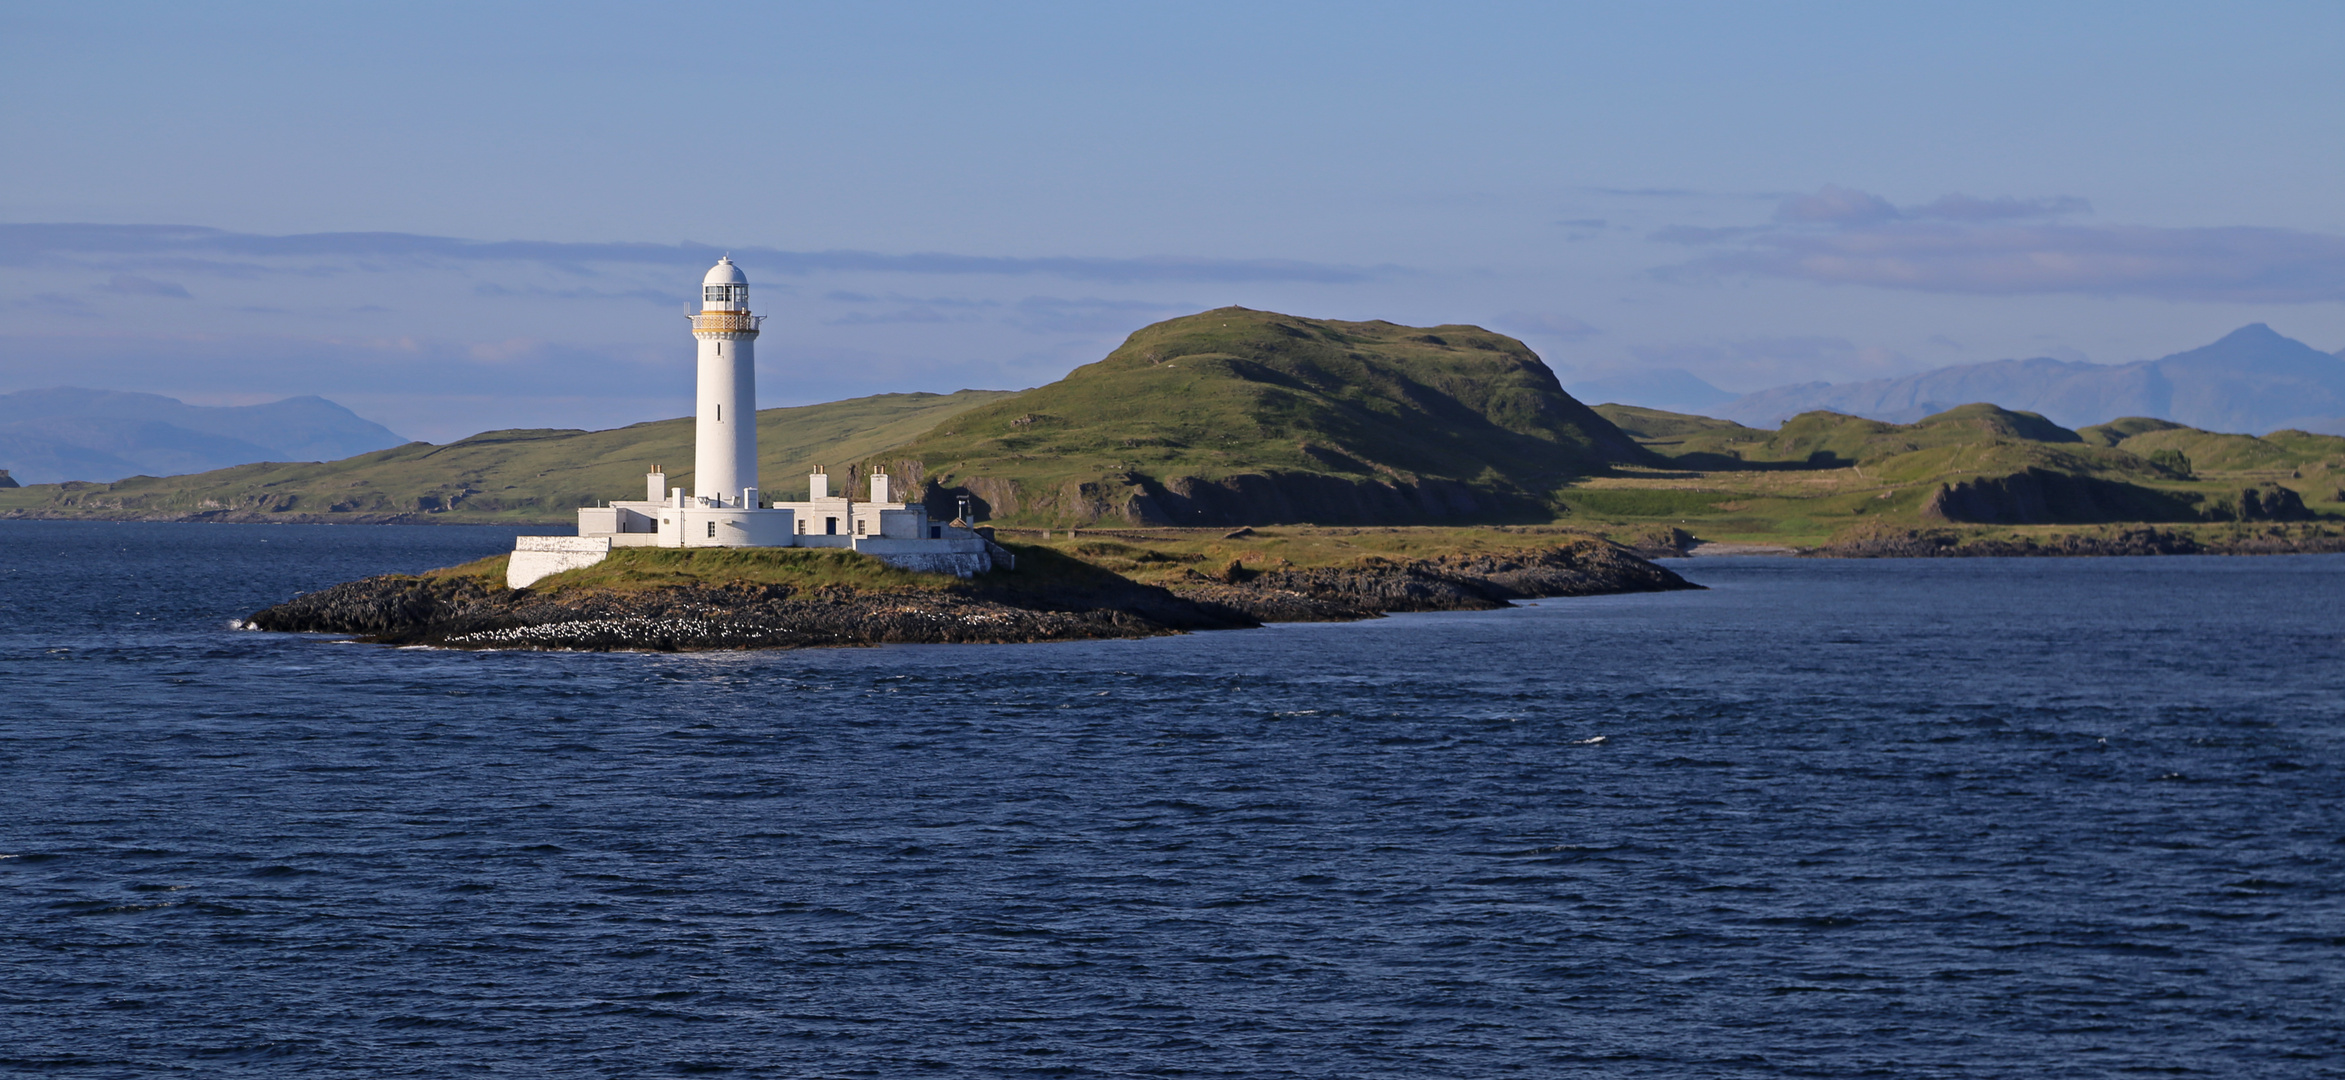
[1657,450,1845,472]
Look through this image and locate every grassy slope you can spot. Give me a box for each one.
[985,524,1616,587]
[414,525,1624,596]
[0,390,1016,522]
[862,307,1648,524]
[1575,403,2345,546]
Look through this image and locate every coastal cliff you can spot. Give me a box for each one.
[247,535,1696,651]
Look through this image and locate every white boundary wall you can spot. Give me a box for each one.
[509,536,613,589]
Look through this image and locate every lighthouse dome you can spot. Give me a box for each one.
[701,256,748,309]
[704,257,748,286]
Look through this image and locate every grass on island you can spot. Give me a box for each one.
[514,547,951,594]
[981,524,1620,586]
[406,526,1631,599]
[418,541,1174,598]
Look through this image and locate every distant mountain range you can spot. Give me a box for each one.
[1709,325,2345,435]
[0,388,408,484]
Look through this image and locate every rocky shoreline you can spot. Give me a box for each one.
[246,540,1697,651]
[1814,525,2345,558]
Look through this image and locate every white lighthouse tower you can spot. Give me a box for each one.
[505,255,1004,588]
[693,256,760,506]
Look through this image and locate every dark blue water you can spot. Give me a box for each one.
[2,521,2340,1078]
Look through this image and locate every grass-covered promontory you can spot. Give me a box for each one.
[857,307,1654,526]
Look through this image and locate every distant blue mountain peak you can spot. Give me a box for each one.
[1713,326,2345,436]
[0,388,407,484]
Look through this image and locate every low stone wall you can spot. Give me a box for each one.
[507,536,611,588]
[853,536,995,577]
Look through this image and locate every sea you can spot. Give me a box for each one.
[1,520,2339,1078]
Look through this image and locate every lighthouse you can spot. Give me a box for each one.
[506,254,1004,587]
[693,256,761,506]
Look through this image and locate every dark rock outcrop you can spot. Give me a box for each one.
[249,574,1254,651]
[1133,470,1506,527]
[1920,468,2198,525]
[1163,541,1698,622]
[248,541,1697,651]
[2210,484,2313,522]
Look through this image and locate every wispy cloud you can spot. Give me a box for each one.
[824,307,986,326]
[0,223,1391,285]
[1906,193,2092,222]
[472,282,675,305]
[93,273,192,298]
[1583,186,1768,200]
[823,291,999,309]
[1772,185,2091,225]
[1664,186,2345,303]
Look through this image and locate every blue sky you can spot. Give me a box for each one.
[4,1,2343,441]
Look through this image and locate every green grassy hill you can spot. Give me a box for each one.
[0,390,1015,523]
[1601,402,2092,467]
[1573,403,2345,546]
[859,307,1650,527]
[2079,417,2345,473]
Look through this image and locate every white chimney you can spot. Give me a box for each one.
[870,468,890,504]
[808,467,829,500]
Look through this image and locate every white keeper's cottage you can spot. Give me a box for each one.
[506,257,1000,588]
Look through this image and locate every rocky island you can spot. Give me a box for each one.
[247,529,1695,651]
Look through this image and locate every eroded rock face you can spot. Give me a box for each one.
[1163,541,1698,622]
[1135,472,1500,527]
[2224,484,2313,522]
[249,576,1252,651]
[1921,469,2196,525]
